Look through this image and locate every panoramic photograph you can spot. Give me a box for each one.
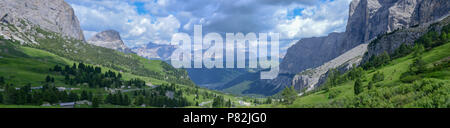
[0,0,449,125]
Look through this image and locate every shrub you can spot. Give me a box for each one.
[368,81,374,90]
[400,74,421,83]
[281,86,297,104]
[328,89,341,99]
[372,71,385,83]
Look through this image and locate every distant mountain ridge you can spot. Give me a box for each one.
[132,42,176,60]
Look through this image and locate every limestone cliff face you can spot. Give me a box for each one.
[256,0,450,95]
[88,30,133,53]
[284,0,449,75]
[281,32,345,74]
[344,0,449,51]
[364,16,450,62]
[292,43,368,93]
[0,0,85,41]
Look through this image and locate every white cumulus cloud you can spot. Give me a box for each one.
[67,0,353,51]
[68,0,181,47]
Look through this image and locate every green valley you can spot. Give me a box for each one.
[0,0,449,109]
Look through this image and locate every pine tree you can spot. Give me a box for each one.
[372,71,385,83]
[134,95,144,106]
[88,91,93,101]
[354,78,363,95]
[368,81,374,90]
[64,65,71,74]
[123,94,130,106]
[78,63,85,70]
[45,75,51,83]
[0,76,4,86]
[380,51,391,66]
[266,97,272,104]
[106,93,113,104]
[281,85,297,104]
[80,90,88,100]
[0,92,3,103]
[53,65,62,72]
[440,31,448,41]
[92,96,100,108]
[212,96,225,108]
[410,57,427,74]
[68,92,79,102]
[226,99,232,108]
[64,74,70,81]
[71,63,77,71]
[413,44,425,57]
[348,67,364,80]
[94,67,101,74]
[326,69,339,87]
[3,84,16,104]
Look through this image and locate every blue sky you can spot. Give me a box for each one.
[66,0,352,53]
[133,2,147,15]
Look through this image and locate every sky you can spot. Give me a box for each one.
[66,0,353,53]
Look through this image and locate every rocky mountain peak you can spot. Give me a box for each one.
[0,0,85,41]
[344,0,449,49]
[88,30,133,53]
[89,30,121,42]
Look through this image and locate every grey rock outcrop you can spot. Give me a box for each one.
[88,30,133,53]
[0,0,85,41]
[281,32,346,74]
[344,0,449,51]
[292,43,368,94]
[256,0,449,95]
[364,15,450,61]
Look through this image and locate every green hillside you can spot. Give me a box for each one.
[0,36,173,87]
[32,27,193,86]
[0,24,244,108]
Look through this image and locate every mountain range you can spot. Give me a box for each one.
[241,0,450,95]
[0,0,194,90]
[1,0,254,108]
[1,0,448,101]
[0,0,448,109]
[131,42,176,60]
[118,0,450,96]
